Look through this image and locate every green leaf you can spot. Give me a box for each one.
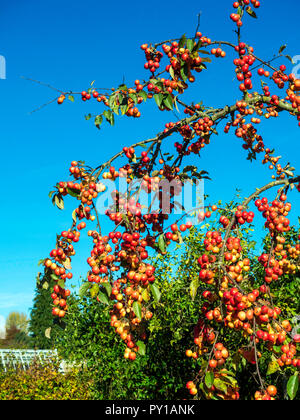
[111,105,120,115]
[192,39,203,52]
[154,93,164,108]
[177,231,184,244]
[42,281,49,290]
[180,64,188,82]
[58,279,65,289]
[199,382,207,396]
[174,96,179,112]
[190,277,199,301]
[158,234,167,253]
[200,57,212,63]
[178,34,187,49]
[118,83,128,91]
[90,283,99,298]
[108,92,116,108]
[103,110,115,126]
[169,66,175,80]
[63,258,72,270]
[198,49,211,55]
[248,240,256,250]
[97,291,110,305]
[214,378,227,394]
[246,6,257,18]
[285,55,294,64]
[138,90,148,101]
[68,94,74,102]
[136,340,146,356]
[128,93,138,104]
[95,114,103,128]
[120,105,128,115]
[142,288,150,302]
[103,282,112,297]
[72,209,77,223]
[54,194,64,210]
[122,214,131,229]
[163,94,173,110]
[67,187,80,198]
[133,301,142,320]
[150,283,161,303]
[287,374,299,400]
[222,373,238,388]
[205,371,214,388]
[183,165,197,174]
[85,113,92,120]
[79,282,91,299]
[186,38,194,52]
[279,44,287,54]
[45,327,51,339]
[266,360,280,375]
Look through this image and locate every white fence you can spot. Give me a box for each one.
[0,349,61,372]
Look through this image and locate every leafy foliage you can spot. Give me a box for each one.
[29,277,61,349]
[0,359,93,400]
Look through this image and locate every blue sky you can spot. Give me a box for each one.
[0,0,299,322]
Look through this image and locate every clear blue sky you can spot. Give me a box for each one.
[0,0,299,322]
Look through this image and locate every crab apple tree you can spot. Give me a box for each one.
[37,0,300,400]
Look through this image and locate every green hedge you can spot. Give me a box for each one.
[0,359,94,400]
